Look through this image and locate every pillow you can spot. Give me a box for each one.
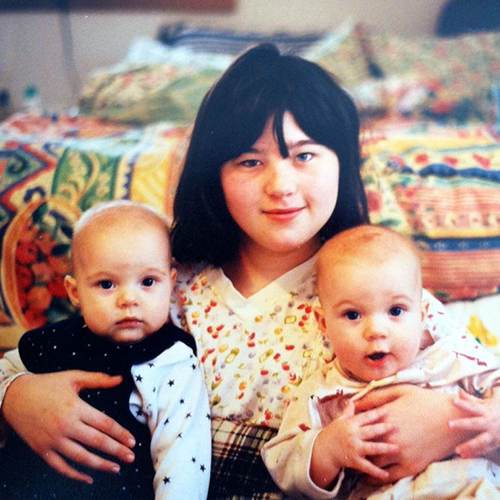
[157,22,325,56]
[125,36,233,70]
[358,27,500,121]
[361,123,500,302]
[79,62,221,124]
[304,21,373,89]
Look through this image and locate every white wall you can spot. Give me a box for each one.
[0,0,448,112]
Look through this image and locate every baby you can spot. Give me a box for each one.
[263,224,500,499]
[0,200,211,500]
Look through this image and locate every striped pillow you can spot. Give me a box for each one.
[157,23,325,56]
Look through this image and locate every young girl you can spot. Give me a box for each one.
[0,44,479,498]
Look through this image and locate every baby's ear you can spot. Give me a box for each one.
[64,275,80,308]
[170,267,177,286]
[314,306,326,332]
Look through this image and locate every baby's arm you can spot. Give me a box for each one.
[311,401,398,488]
[135,343,211,500]
[421,289,457,343]
[262,374,398,499]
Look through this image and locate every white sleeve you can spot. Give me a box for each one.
[0,348,29,446]
[130,342,211,500]
[261,371,344,499]
[422,289,459,341]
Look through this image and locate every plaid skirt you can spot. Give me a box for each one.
[209,418,284,500]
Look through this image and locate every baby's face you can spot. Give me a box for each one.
[318,254,423,382]
[64,221,174,343]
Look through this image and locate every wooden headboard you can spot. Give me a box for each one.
[0,0,235,11]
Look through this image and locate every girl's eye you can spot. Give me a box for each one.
[296,152,313,162]
[238,159,261,168]
[390,306,403,317]
[98,280,113,290]
[142,277,155,287]
[345,310,360,321]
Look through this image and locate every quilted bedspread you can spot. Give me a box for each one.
[0,113,190,347]
[1,112,500,351]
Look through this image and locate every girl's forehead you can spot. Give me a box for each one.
[246,111,313,157]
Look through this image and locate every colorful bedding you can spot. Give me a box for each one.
[1,112,500,353]
[361,119,500,302]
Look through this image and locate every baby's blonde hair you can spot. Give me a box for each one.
[71,200,171,272]
[316,224,422,297]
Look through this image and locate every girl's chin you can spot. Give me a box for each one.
[245,236,320,258]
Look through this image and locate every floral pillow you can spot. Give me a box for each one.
[356,28,500,122]
[79,62,222,125]
[304,21,373,89]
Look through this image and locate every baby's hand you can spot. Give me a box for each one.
[320,401,399,480]
[450,389,500,458]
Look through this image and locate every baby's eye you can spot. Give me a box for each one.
[390,306,403,317]
[98,280,113,290]
[296,152,313,162]
[345,310,360,321]
[142,277,155,287]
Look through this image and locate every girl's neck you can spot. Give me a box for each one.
[223,239,320,298]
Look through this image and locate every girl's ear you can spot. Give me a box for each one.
[314,306,326,332]
[64,275,81,308]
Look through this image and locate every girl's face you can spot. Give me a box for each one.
[220,112,339,261]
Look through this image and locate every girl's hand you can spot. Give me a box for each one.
[1,371,136,484]
[450,389,500,459]
[355,385,474,484]
[311,401,399,489]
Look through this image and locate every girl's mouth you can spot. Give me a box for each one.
[263,207,304,221]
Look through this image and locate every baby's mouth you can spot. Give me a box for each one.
[367,352,387,361]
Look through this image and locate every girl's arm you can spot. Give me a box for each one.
[355,385,474,484]
[0,349,136,483]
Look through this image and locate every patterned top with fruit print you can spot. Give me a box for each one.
[169,257,453,429]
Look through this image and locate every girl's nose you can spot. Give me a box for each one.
[265,160,297,197]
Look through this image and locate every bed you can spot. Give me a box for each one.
[1,20,500,498]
